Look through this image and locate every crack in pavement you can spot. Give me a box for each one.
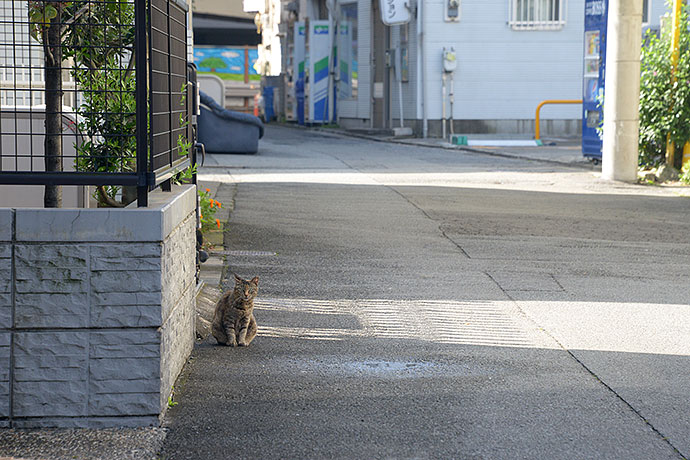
[324,148,686,459]
[483,271,688,460]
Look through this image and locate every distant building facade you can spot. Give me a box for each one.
[274,0,668,137]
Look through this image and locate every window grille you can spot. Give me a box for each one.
[508,0,567,30]
[0,0,193,208]
[0,2,79,108]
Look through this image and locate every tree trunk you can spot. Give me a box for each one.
[44,6,63,208]
[121,186,138,207]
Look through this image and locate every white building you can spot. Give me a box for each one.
[282,0,668,137]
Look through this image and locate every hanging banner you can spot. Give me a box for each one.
[379,0,411,25]
[308,20,331,123]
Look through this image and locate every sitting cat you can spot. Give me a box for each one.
[212,274,259,347]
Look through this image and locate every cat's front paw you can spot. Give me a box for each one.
[237,341,247,347]
[227,341,237,347]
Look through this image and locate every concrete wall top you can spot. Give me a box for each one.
[6,185,196,243]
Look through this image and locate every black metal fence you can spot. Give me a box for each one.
[0,0,191,207]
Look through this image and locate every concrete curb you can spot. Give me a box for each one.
[194,180,233,342]
[307,126,598,170]
[0,427,167,460]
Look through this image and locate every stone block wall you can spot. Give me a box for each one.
[0,185,196,428]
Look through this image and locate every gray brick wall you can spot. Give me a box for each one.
[0,185,196,428]
[160,212,197,411]
[0,243,11,330]
[0,216,11,427]
[0,332,9,426]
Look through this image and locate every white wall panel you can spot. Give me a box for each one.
[345,0,669,124]
[356,0,372,119]
[421,0,584,120]
[389,12,418,122]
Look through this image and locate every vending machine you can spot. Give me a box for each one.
[582,0,608,161]
[308,20,331,123]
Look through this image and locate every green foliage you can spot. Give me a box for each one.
[27,1,133,46]
[27,1,63,41]
[681,161,690,184]
[639,3,690,168]
[198,188,222,233]
[167,386,178,408]
[73,54,136,176]
[67,1,137,206]
[28,0,194,206]
[173,83,197,185]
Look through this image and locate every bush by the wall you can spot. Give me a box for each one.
[639,3,690,168]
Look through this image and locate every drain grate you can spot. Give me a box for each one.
[212,250,277,257]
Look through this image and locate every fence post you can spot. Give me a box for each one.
[135,0,149,207]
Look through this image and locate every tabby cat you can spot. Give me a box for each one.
[212,274,259,347]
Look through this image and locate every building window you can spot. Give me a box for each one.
[339,2,358,100]
[509,0,567,30]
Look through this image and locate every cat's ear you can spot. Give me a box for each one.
[233,273,243,283]
[250,276,259,285]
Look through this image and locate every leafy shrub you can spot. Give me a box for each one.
[198,188,222,233]
[681,161,690,184]
[639,2,690,168]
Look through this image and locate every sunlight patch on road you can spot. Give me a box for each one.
[255,298,545,348]
[518,301,690,356]
[356,299,537,348]
[198,169,689,198]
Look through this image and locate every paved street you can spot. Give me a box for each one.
[161,125,690,459]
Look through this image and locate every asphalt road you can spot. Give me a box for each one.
[160,125,690,460]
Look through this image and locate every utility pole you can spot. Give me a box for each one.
[601,0,644,182]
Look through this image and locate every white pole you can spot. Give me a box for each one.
[398,78,404,128]
[442,72,446,140]
[398,47,404,128]
[449,74,454,135]
[602,0,643,182]
[326,15,335,123]
[416,0,422,125]
[419,0,428,138]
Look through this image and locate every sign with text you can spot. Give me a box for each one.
[308,21,331,122]
[243,0,264,13]
[379,0,411,25]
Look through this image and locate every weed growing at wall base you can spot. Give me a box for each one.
[199,188,222,233]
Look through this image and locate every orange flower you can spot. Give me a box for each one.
[199,213,203,219]
[205,188,210,192]
[216,219,221,229]
[209,200,214,208]
[216,201,222,208]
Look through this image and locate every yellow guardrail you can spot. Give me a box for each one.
[535,100,582,141]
